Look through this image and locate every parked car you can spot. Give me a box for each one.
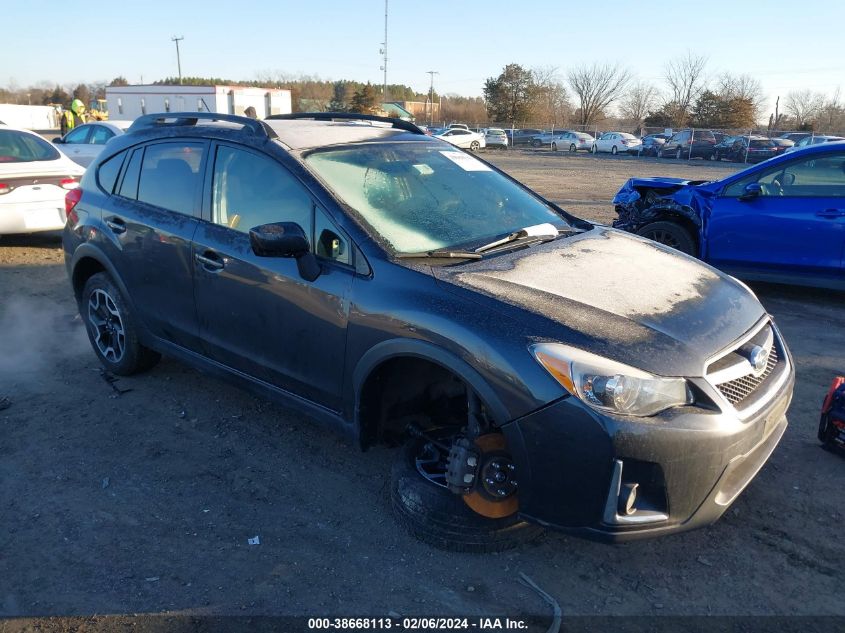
[660,129,717,159]
[777,132,813,144]
[482,127,508,149]
[714,136,778,163]
[770,138,794,155]
[0,124,84,236]
[638,134,669,157]
[53,121,133,167]
[612,142,845,290]
[63,111,794,551]
[550,131,594,152]
[505,128,543,147]
[591,132,642,155]
[530,130,570,147]
[435,127,486,151]
[784,135,845,153]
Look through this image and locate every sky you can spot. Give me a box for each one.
[3,0,844,118]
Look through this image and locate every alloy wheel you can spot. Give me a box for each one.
[87,288,126,363]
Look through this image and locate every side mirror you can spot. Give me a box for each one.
[739,183,762,201]
[52,137,63,144]
[249,222,321,281]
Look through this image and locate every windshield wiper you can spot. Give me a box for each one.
[474,222,562,254]
[395,249,483,260]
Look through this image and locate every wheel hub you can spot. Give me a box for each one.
[462,434,519,519]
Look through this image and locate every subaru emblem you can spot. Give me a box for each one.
[748,345,769,376]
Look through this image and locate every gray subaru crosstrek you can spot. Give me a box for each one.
[63,112,795,551]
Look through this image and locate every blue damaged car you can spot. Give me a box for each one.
[612,141,845,290]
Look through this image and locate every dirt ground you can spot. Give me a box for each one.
[1,151,843,626]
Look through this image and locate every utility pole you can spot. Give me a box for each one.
[171,36,184,84]
[426,71,439,126]
[379,0,388,104]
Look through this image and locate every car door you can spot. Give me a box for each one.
[59,125,92,165]
[705,150,845,278]
[191,142,354,410]
[99,140,206,351]
[80,125,116,167]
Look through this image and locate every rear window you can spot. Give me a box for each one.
[694,131,715,140]
[0,130,61,163]
[750,139,774,148]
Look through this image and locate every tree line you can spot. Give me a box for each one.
[483,53,844,133]
[3,59,841,133]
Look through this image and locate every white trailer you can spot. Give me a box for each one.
[105,85,292,121]
[0,104,60,130]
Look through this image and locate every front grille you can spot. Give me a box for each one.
[716,345,779,406]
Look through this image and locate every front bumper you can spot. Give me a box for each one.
[501,333,794,542]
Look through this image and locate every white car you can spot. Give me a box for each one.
[0,125,84,235]
[591,132,642,155]
[435,128,486,151]
[783,135,845,153]
[481,127,508,149]
[551,131,595,152]
[53,120,133,167]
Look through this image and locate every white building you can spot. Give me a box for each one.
[105,85,292,121]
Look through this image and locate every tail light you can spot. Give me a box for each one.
[65,187,83,223]
[0,183,11,195]
[60,178,79,190]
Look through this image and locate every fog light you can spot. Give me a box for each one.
[618,483,639,516]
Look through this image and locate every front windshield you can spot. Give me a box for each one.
[304,143,570,253]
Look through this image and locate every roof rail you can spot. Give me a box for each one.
[266,112,425,135]
[127,112,277,139]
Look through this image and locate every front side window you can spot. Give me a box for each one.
[724,152,845,197]
[89,126,114,145]
[137,142,205,214]
[304,143,570,253]
[211,146,312,234]
[0,130,61,162]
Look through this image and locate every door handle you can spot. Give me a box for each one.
[105,217,126,234]
[816,209,845,218]
[195,251,224,271]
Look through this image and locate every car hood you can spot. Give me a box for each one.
[433,228,764,377]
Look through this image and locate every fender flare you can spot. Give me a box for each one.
[69,243,136,313]
[350,338,512,446]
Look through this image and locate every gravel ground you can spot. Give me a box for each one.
[0,151,843,627]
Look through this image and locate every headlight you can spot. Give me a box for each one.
[530,343,692,417]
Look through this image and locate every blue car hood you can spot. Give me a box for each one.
[434,227,764,377]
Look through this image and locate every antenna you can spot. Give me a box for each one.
[380,0,388,103]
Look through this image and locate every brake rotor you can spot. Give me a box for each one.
[462,433,519,519]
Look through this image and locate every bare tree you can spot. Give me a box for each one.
[716,72,764,121]
[664,52,708,126]
[785,89,825,127]
[619,82,657,130]
[531,66,572,128]
[567,62,631,126]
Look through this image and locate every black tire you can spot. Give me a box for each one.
[390,438,544,553]
[590,144,597,154]
[636,221,696,256]
[551,142,558,152]
[469,140,480,151]
[531,139,541,148]
[81,272,160,376]
[611,145,618,155]
[676,147,683,160]
[570,143,577,153]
